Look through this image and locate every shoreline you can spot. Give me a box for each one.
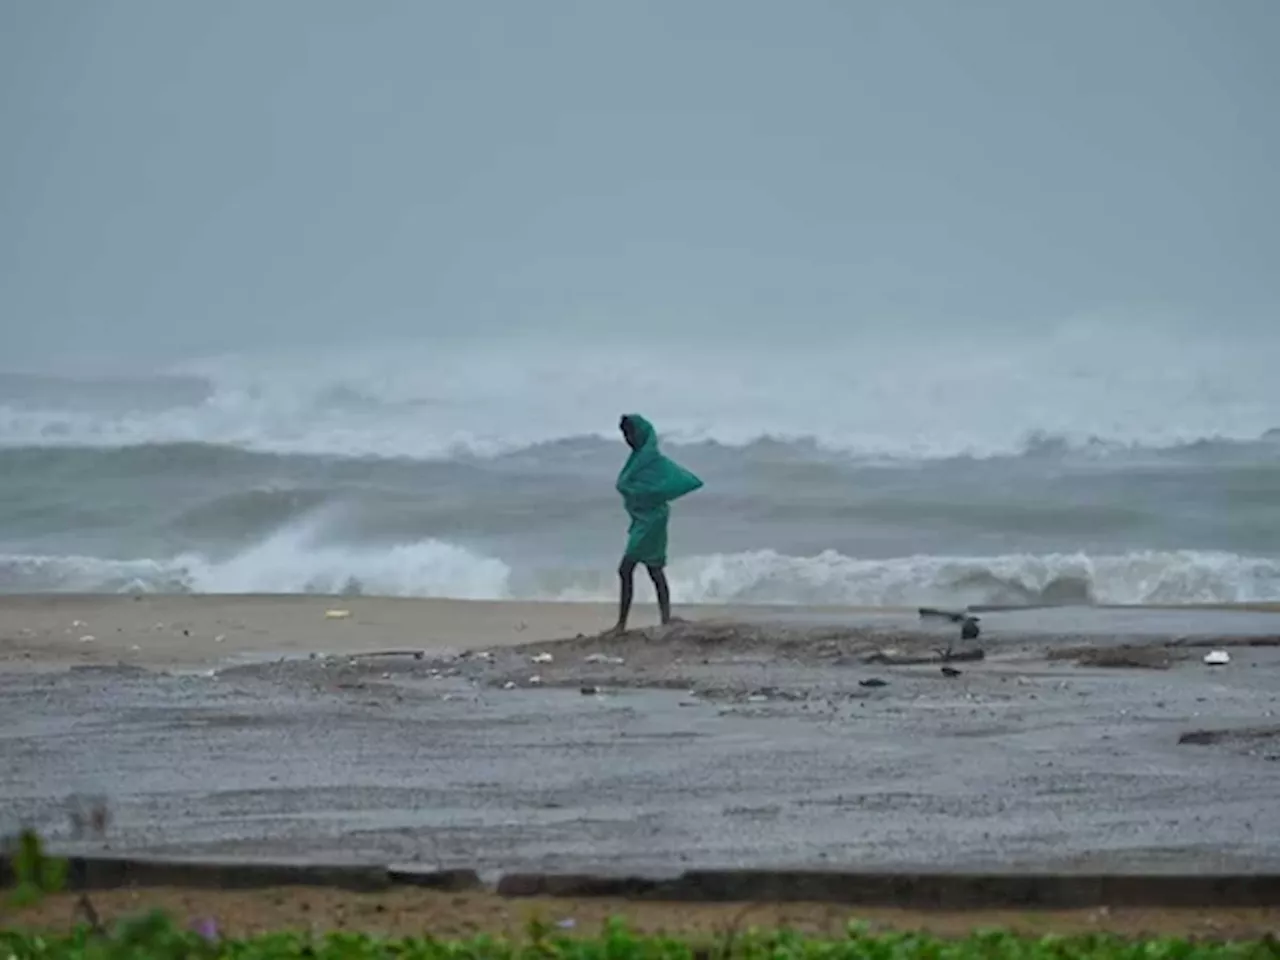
[0,593,917,670]
[2,593,1279,671]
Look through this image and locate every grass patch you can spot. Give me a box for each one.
[3,912,1280,960]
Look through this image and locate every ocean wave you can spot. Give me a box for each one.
[2,425,1279,474]
[661,548,1280,607]
[4,538,1277,607]
[3,327,1278,462]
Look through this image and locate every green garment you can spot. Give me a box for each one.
[616,414,704,566]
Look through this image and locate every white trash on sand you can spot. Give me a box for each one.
[1203,650,1231,666]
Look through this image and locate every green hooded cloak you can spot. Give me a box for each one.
[616,414,704,567]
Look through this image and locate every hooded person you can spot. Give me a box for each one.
[610,414,704,634]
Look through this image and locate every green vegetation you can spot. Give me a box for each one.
[4,828,68,908]
[3,914,1279,960]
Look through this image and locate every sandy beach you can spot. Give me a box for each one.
[0,593,661,669]
[3,593,1280,879]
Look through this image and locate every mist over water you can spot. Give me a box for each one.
[2,2,1278,606]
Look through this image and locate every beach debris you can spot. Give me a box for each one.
[79,635,95,643]
[919,606,981,641]
[747,694,769,703]
[72,620,87,628]
[530,652,554,664]
[381,672,392,680]
[859,677,888,688]
[529,674,543,685]
[1179,724,1280,746]
[502,681,517,690]
[584,653,625,665]
[468,650,495,662]
[941,665,963,677]
[580,685,599,695]
[1048,644,1174,670]
[324,609,351,620]
[556,918,577,930]
[214,634,226,643]
[867,648,984,665]
[1204,650,1231,666]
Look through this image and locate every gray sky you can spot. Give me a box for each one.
[2,0,1277,368]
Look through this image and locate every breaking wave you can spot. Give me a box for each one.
[3,322,1278,462]
[3,537,1277,607]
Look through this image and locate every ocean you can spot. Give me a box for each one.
[2,323,1278,607]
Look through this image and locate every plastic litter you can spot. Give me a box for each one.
[1203,650,1230,666]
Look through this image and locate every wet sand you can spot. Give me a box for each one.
[0,593,896,668]
[3,595,1280,877]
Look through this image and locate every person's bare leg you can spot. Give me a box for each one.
[647,564,672,625]
[611,559,637,634]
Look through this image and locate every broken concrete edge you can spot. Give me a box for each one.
[4,856,1280,907]
[497,870,1280,908]
[0,854,479,894]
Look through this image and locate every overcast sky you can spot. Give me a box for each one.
[2,0,1277,367]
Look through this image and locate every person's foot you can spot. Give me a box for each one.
[662,615,688,626]
[604,624,628,638]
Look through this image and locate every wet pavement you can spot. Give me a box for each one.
[4,608,1280,877]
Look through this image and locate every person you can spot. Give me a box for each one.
[609,414,703,634]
